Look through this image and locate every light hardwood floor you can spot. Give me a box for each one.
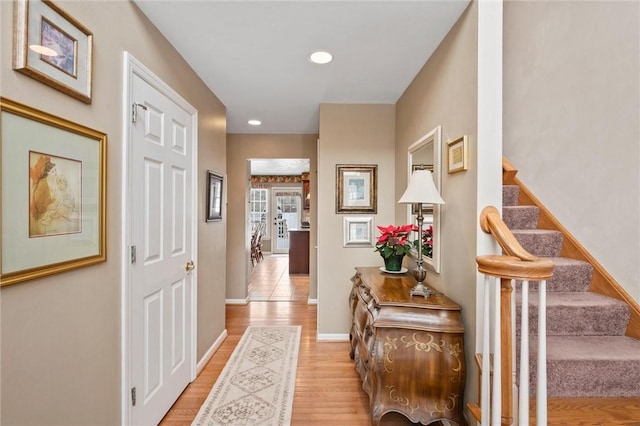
[160,255,640,426]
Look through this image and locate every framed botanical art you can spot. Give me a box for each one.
[206,171,223,222]
[13,0,93,103]
[336,164,377,214]
[1,98,106,286]
[447,136,468,173]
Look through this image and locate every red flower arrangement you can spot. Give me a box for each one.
[374,224,417,258]
[374,223,434,259]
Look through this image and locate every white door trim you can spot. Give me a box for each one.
[120,52,198,425]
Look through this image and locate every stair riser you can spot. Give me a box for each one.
[503,206,539,229]
[503,185,519,206]
[516,304,630,336]
[512,231,563,257]
[523,267,592,294]
[525,359,640,398]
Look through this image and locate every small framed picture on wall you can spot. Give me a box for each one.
[206,171,223,222]
[447,136,468,173]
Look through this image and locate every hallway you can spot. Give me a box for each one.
[158,254,640,425]
[248,254,309,302]
[159,255,380,425]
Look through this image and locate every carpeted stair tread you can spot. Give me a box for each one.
[529,336,640,397]
[511,229,563,257]
[503,205,539,229]
[516,292,631,336]
[503,182,639,399]
[503,185,520,206]
[521,257,593,292]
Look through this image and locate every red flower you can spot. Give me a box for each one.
[374,224,415,258]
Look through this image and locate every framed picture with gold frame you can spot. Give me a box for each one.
[1,98,106,286]
[336,164,377,214]
[447,136,468,173]
[13,0,93,103]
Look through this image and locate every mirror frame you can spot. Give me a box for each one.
[407,125,442,273]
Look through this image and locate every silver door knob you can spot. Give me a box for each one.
[185,260,195,274]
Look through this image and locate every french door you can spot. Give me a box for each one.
[272,188,301,254]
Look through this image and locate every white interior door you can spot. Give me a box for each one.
[125,55,197,426]
[272,188,301,254]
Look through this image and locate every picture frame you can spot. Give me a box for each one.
[411,164,434,215]
[447,136,468,173]
[206,171,223,222]
[1,98,106,287]
[343,216,374,247]
[336,164,377,214]
[13,0,93,104]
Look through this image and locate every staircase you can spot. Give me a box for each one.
[503,184,640,398]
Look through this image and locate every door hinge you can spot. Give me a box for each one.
[132,102,148,123]
[131,387,136,406]
[131,245,137,264]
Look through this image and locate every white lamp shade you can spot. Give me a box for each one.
[398,169,445,205]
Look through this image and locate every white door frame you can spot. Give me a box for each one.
[120,52,198,425]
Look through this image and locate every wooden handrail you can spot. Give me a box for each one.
[469,206,554,425]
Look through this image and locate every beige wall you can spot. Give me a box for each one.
[504,1,640,302]
[395,1,479,411]
[1,1,227,424]
[317,104,395,336]
[226,134,318,300]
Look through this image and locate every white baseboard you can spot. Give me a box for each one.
[317,333,349,342]
[225,297,249,305]
[307,298,318,305]
[196,329,228,375]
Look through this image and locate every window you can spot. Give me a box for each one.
[249,188,269,238]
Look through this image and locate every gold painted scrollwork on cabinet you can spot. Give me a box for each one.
[348,267,466,425]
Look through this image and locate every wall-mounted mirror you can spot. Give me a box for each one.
[407,126,442,273]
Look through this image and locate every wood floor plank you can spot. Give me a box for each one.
[160,255,640,426]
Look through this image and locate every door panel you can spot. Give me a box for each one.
[144,159,163,264]
[129,67,195,426]
[143,289,163,403]
[171,167,186,254]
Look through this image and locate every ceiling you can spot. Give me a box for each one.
[133,0,470,135]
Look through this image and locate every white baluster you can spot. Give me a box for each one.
[492,277,501,426]
[481,275,491,426]
[537,280,547,425]
[519,280,530,425]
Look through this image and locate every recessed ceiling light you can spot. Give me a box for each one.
[29,44,58,56]
[248,119,261,126]
[309,51,333,65]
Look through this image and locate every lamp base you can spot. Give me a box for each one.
[410,282,432,298]
[410,267,431,297]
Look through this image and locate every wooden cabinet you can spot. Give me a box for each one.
[349,267,466,425]
[288,230,309,274]
[301,172,310,211]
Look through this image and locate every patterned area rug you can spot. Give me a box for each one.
[192,325,301,426]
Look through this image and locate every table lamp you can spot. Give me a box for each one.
[398,167,445,297]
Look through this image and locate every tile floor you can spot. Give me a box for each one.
[248,254,309,302]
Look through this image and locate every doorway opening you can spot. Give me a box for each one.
[248,158,310,257]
